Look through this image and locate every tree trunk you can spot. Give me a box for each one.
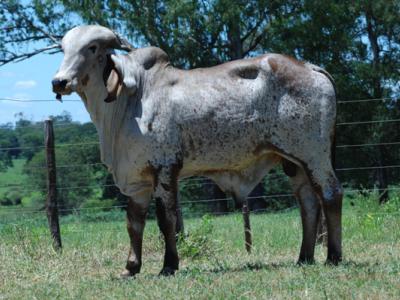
[365,6,389,204]
[377,145,389,204]
[44,120,62,251]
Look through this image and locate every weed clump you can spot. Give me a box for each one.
[178,215,220,260]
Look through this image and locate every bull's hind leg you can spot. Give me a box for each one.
[305,163,343,265]
[121,190,151,277]
[283,160,320,264]
[153,164,181,276]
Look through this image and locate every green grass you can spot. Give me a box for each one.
[0,196,399,299]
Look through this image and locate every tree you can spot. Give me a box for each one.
[1,0,399,206]
[0,123,19,171]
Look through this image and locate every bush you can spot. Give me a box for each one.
[178,214,218,260]
[21,191,46,210]
[0,190,23,206]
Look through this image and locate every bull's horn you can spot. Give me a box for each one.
[112,31,135,52]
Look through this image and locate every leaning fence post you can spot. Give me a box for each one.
[242,199,252,253]
[44,119,62,251]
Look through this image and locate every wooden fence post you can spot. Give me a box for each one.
[44,119,62,251]
[242,199,252,253]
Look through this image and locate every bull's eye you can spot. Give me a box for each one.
[88,45,97,54]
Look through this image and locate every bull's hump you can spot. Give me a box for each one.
[131,47,170,70]
[265,54,313,87]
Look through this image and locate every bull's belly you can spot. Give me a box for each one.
[180,137,274,177]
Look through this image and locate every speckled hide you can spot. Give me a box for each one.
[53,25,343,275]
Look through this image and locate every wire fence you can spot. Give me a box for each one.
[1,205,399,239]
[0,96,399,228]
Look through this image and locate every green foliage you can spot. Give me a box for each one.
[21,191,45,209]
[178,214,218,259]
[0,123,19,171]
[1,0,400,212]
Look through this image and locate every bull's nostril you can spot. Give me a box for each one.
[59,80,68,88]
[52,79,68,89]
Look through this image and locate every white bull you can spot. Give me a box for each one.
[52,25,343,276]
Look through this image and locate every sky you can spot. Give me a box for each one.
[0,52,91,125]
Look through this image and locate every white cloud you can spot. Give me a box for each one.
[14,80,37,89]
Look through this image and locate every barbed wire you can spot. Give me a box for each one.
[336,141,400,148]
[1,138,400,153]
[3,116,400,132]
[1,204,399,231]
[1,186,399,215]
[336,118,400,126]
[337,97,396,104]
[1,163,400,192]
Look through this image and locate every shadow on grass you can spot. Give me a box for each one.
[179,259,381,276]
[339,260,380,268]
[110,259,381,281]
[179,261,294,276]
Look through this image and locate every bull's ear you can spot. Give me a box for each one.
[103,55,122,103]
[110,54,137,96]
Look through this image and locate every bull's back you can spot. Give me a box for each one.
[150,53,335,170]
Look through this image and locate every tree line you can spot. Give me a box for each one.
[0,0,399,212]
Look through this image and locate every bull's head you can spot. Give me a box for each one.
[52,25,134,102]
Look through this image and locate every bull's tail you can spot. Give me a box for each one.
[307,62,336,246]
[306,62,337,171]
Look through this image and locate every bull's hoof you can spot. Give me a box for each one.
[325,254,342,266]
[159,267,177,276]
[297,257,315,265]
[120,269,138,278]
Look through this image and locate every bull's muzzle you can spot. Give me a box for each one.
[51,79,68,93]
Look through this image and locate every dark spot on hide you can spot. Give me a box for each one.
[169,79,178,86]
[143,56,156,70]
[155,197,163,208]
[148,122,153,132]
[282,159,297,177]
[81,74,90,86]
[234,66,260,79]
[161,183,171,191]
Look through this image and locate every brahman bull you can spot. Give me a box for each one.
[52,25,343,276]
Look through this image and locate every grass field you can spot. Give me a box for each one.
[0,196,399,299]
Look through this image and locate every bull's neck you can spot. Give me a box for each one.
[81,86,128,168]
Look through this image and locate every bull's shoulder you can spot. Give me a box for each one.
[130,47,170,70]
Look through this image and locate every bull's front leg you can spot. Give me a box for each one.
[121,190,151,278]
[153,164,181,276]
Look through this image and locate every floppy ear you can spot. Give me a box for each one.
[110,54,138,96]
[103,55,122,103]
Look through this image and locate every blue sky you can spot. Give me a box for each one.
[0,52,91,124]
